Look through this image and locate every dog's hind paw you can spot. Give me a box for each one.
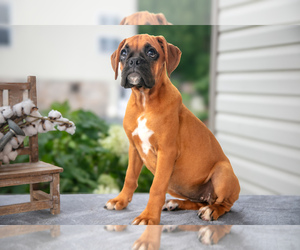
[198,226,213,245]
[197,206,213,221]
[162,225,179,232]
[162,200,179,211]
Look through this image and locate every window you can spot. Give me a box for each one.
[0,3,10,46]
[100,37,121,53]
[99,14,121,25]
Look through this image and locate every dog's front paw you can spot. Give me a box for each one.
[132,212,159,225]
[104,196,129,210]
[162,200,179,211]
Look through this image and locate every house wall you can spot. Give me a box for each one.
[210,0,300,194]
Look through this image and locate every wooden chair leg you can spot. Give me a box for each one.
[30,183,39,202]
[50,173,60,215]
[50,225,61,237]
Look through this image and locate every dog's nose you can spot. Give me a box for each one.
[128,57,141,68]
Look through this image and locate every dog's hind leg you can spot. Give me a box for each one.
[163,190,206,211]
[162,199,205,211]
[197,161,240,221]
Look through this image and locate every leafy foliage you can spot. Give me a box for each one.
[139,0,211,25]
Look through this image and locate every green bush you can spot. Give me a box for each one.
[1,101,153,194]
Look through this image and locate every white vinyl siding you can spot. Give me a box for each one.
[210,0,300,195]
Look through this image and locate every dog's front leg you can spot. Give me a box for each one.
[132,148,177,225]
[105,144,143,210]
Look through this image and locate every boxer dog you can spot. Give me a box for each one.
[120,11,172,25]
[105,34,240,225]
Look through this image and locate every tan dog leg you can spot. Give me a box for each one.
[198,161,240,221]
[105,144,143,210]
[162,199,205,211]
[132,149,177,225]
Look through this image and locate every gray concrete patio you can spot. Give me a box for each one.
[1,194,300,225]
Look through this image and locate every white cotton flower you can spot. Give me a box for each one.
[26,109,42,122]
[16,135,25,145]
[3,143,13,155]
[37,119,55,133]
[22,99,35,115]
[48,110,62,120]
[0,106,13,119]
[2,155,9,164]
[65,121,76,135]
[13,99,35,116]
[10,137,19,149]
[8,150,18,161]
[23,125,38,137]
[9,135,25,149]
[56,117,71,132]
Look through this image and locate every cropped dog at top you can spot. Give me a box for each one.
[105,34,240,225]
[120,11,172,25]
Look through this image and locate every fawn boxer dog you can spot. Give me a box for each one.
[105,34,240,225]
[120,11,172,25]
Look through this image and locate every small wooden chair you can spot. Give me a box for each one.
[0,76,63,216]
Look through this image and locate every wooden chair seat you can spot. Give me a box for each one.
[0,76,63,216]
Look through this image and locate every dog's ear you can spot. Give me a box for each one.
[156,36,181,77]
[119,17,127,25]
[156,13,169,25]
[111,39,126,80]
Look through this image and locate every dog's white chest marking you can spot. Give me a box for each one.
[132,116,154,155]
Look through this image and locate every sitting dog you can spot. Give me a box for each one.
[120,11,172,25]
[105,34,240,225]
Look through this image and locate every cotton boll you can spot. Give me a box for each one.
[57,125,66,131]
[23,125,38,137]
[48,110,62,120]
[26,109,42,122]
[13,102,23,116]
[3,143,13,155]
[65,122,76,135]
[2,155,9,164]
[44,120,55,132]
[1,106,13,119]
[13,99,35,116]
[8,150,18,161]
[10,137,19,149]
[10,135,24,149]
[16,135,25,145]
[22,99,35,115]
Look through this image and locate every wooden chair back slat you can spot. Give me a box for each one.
[0,90,3,106]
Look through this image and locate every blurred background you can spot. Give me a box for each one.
[0,0,299,196]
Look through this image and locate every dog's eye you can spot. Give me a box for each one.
[147,48,157,58]
[120,49,127,58]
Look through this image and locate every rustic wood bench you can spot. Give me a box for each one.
[0,76,63,216]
